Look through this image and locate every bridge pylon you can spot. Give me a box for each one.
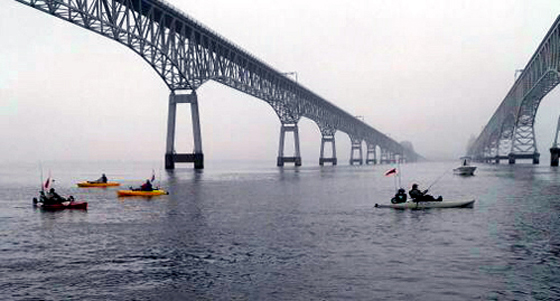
[507,152,540,165]
[317,123,337,166]
[165,91,203,169]
[550,115,560,166]
[349,137,363,165]
[319,134,337,166]
[277,123,302,167]
[365,143,377,165]
[379,148,394,164]
[508,120,540,165]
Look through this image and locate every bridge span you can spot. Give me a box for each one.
[468,15,560,165]
[15,0,420,169]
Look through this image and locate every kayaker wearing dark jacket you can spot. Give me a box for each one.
[140,180,153,191]
[98,173,108,183]
[409,184,442,202]
[45,188,64,204]
[89,173,108,184]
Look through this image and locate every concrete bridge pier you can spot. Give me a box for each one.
[319,134,337,166]
[349,137,363,165]
[493,155,508,164]
[365,143,377,165]
[379,148,389,164]
[507,152,540,165]
[165,91,203,169]
[277,123,302,167]
[550,116,560,166]
[551,148,560,166]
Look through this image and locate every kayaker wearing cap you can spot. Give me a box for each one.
[409,183,442,202]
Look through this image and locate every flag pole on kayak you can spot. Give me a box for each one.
[384,167,399,193]
[39,162,44,192]
[397,160,402,189]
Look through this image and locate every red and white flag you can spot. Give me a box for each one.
[384,168,398,176]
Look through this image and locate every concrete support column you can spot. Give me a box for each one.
[507,152,540,165]
[191,97,203,156]
[365,144,376,165]
[277,123,302,167]
[533,153,540,165]
[350,138,363,165]
[551,147,560,166]
[379,148,389,164]
[508,153,516,165]
[165,95,178,169]
[551,116,560,166]
[165,91,204,170]
[319,134,337,166]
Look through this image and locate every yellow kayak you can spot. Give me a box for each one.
[77,181,121,188]
[117,189,168,197]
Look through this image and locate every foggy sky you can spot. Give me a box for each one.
[1,0,560,165]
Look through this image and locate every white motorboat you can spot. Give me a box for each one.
[454,157,476,175]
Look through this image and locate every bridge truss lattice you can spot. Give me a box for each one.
[15,0,420,165]
[469,16,560,164]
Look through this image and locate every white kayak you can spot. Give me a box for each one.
[375,200,475,209]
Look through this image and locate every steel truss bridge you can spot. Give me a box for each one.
[468,16,560,165]
[15,0,420,169]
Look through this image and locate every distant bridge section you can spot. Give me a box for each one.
[15,0,421,168]
[468,16,560,165]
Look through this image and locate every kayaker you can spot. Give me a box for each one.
[99,174,108,183]
[391,188,407,204]
[409,183,442,202]
[89,173,108,184]
[45,188,65,204]
[140,179,153,191]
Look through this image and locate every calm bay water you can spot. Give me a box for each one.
[1,160,560,300]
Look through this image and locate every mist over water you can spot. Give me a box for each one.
[1,160,560,300]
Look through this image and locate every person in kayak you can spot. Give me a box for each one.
[140,179,153,191]
[89,173,108,184]
[98,173,108,183]
[409,183,442,202]
[391,188,407,204]
[44,188,65,204]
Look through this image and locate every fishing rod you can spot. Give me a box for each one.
[397,160,402,189]
[426,170,448,191]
